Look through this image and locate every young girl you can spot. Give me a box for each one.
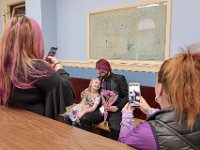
[64,78,101,127]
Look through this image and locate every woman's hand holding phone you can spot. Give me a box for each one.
[122,103,135,113]
[45,47,57,63]
[47,56,58,64]
[47,56,63,71]
[123,96,154,117]
[135,96,152,115]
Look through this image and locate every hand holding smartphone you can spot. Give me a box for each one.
[45,47,57,63]
[128,82,141,107]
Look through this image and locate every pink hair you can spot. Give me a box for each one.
[96,59,112,71]
[0,16,52,105]
[30,19,44,58]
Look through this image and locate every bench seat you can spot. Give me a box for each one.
[60,104,143,132]
[94,117,143,131]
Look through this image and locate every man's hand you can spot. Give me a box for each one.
[106,106,118,112]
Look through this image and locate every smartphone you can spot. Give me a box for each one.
[128,82,141,107]
[47,47,57,57]
[46,47,57,62]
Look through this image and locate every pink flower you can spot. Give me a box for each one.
[101,90,118,125]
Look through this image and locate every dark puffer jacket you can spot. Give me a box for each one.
[147,107,200,150]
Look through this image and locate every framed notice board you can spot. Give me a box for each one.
[87,0,171,72]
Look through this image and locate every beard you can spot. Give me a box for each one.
[99,71,110,79]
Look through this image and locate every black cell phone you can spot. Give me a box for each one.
[128,82,141,107]
[47,47,57,57]
[46,47,57,63]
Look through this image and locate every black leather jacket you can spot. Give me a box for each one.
[99,72,128,110]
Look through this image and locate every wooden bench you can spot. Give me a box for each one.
[69,77,159,119]
[58,77,158,136]
[59,112,143,131]
[94,117,143,131]
[59,103,143,132]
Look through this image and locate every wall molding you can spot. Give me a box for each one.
[60,60,161,72]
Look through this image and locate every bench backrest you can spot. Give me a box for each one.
[70,77,159,120]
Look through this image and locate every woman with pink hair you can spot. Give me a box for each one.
[0,15,75,119]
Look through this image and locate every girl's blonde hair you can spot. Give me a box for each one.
[158,44,200,130]
[81,78,100,99]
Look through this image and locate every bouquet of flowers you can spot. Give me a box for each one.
[100,90,118,126]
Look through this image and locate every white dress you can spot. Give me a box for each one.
[65,95,100,122]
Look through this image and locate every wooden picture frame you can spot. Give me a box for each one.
[87,0,171,72]
[0,0,25,29]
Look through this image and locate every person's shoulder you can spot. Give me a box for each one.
[33,60,54,72]
[111,72,126,79]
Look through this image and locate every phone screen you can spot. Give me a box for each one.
[47,47,57,57]
[46,47,57,63]
[128,82,141,106]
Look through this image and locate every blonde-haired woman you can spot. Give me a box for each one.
[119,44,200,150]
[0,15,75,119]
[64,78,101,127]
